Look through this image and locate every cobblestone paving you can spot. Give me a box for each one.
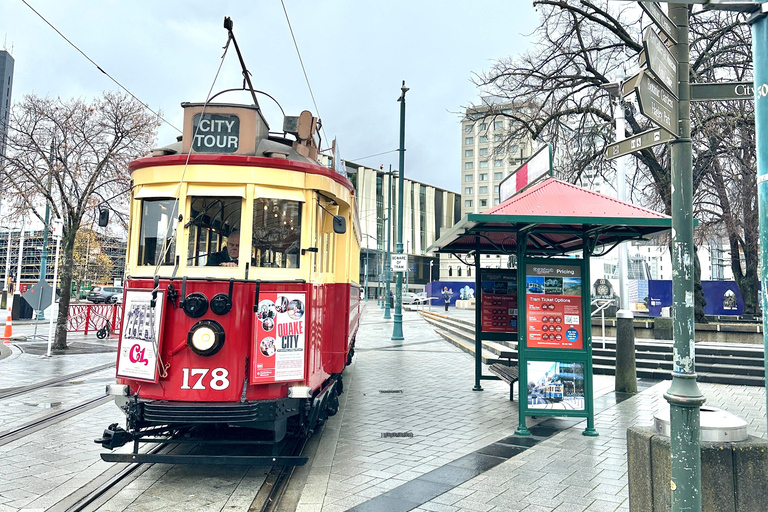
[296,306,768,512]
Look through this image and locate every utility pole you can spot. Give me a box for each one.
[392,81,408,340]
[745,2,768,441]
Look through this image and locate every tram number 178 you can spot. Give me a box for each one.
[181,368,230,390]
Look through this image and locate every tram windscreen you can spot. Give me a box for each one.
[138,199,177,266]
[251,198,301,268]
[186,196,243,267]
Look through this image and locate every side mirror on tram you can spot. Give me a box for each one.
[98,208,109,227]
[333,215,346,234]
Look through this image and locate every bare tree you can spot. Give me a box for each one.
[1,92,157,348]
[470,1,756,317]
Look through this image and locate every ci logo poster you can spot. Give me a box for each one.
[525,264,582,349]
[251,292,306,384]
[117,290,163,382]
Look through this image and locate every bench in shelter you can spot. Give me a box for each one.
[487,350,518,401]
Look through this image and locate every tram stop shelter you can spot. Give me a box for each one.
[427,177,672,436]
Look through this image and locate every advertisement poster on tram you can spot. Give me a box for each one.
[480,270,518,333]
[527,361,585,411]
[117,290,164,382]
[251,292,306,384]
[525,263,583,349]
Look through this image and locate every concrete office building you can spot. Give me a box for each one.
[455,103,534,277]
[344,161,461,300]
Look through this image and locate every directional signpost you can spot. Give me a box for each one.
[691,81,755,101]
[644,27,679,94]
[623,70,679,135]
[639,2,678,43]
[604,128,676,160]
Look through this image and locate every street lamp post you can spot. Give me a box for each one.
[392,81,408,340]
[385,168,394,319]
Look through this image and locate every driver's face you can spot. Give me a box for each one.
[227,234,240,259]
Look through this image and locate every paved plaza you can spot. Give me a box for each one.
[0,308,766,512]
[293,304,767,512]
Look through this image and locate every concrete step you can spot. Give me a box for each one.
[426,313,766,386]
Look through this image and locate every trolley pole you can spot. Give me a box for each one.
[392,81,408,340]
[665,6,705,511]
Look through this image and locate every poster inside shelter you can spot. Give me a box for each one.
[251,292,306,384]
[117,290,163,382]
[525,263,583,349]
[527,360,585,411]
[480,270,518,333]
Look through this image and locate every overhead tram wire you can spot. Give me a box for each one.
[152,26,234,278]
[280,0,329,146]
[20,0,181,134]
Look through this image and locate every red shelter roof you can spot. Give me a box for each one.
[428,177,671,256]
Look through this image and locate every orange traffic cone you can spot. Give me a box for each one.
[2,302,12,343]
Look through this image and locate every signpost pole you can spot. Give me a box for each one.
[392,81,408,341]
[665,7,705,511]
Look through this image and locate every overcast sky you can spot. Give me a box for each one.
[2,0,539,192]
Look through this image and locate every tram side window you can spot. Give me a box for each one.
[138,199,177,266]
[186,196,243,266]
[252,198,301,268]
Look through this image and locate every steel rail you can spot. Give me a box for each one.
[0,363,114,400]
[0,394,112,446]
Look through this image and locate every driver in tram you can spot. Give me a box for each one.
[207,231,240,267]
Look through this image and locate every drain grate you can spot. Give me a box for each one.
[381,431,414,438]
[379,390,403,394]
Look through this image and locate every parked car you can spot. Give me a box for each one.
[402,292,428,305]
[87,286,123,304]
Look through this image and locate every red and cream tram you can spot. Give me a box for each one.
[97,97,361,464]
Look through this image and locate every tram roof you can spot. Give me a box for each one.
[427,177,672,257]
[129,153,356,195]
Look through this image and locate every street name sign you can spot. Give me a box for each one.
[623,71,679,135]
[391,254,408,273]
[639,2,678,44]
[643,28,678,95]
[604,128,676,160]
[690,81,755,101]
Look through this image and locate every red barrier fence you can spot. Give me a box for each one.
[67,304,123,335]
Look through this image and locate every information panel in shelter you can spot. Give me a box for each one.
[480,270,518,333]
[525,263,583,350]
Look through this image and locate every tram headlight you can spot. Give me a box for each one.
[288,386,312,399]
[187,320,225,356]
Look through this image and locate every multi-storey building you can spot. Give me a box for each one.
[0,50,13,159]
[0,229,127,291]
[344,161,461,299]
[457,103,533,276]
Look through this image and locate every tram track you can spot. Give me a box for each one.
[0,394,112,447]
[0,363,115,400]
[249,435,310,512]
[47,443,172,512]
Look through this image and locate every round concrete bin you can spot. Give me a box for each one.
[653,406,748,442]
